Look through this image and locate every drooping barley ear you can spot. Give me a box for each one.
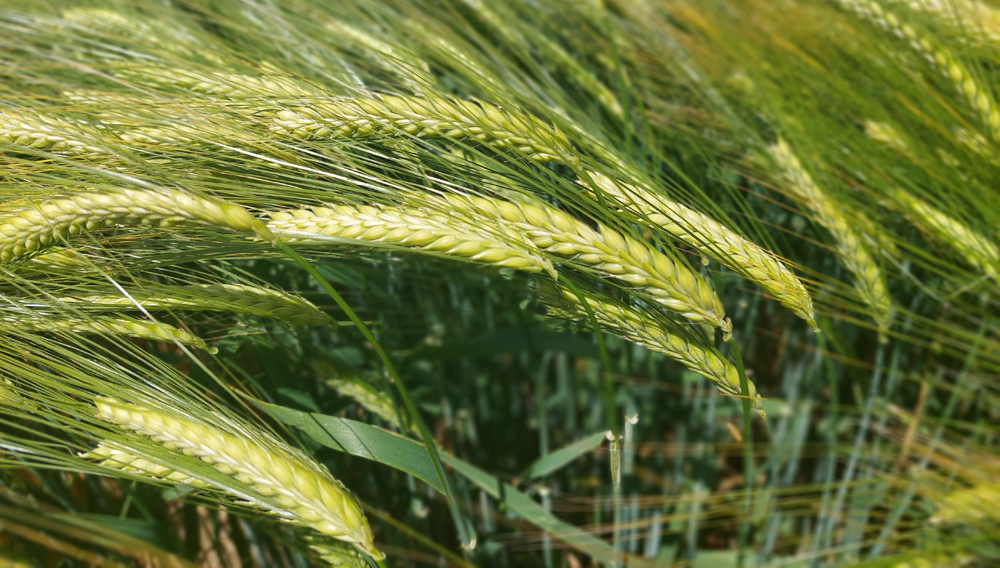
[584,172,817,331]
[545,286,764,415]
[267,94,578,163]
[116,67,324,100]
[887,0,1000,47]
[767,139,893,333]
[864,120,909,155]
[61,8,222,62]
[457,0,623,117]
[92,398,383,559]
[0,188,273,262]
[0,379,30,409]
[836,0,1000,141]
[891,188,999,278]
[324,20,433,91]
[309,540,369,568]
[929,482,1000,525]
[266,202,556,276]
[82,442,210,488]
[0,111,109,157]
[327,378,403,431]
[2,314,210,351]
[426,192,732,338]
[63,283,331,325]
[952,126,999,164]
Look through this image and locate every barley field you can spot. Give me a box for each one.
[0,0,998,566]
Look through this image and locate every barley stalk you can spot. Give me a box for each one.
[0,188,272,262]
[267,202,555,275]
[892,188,999,277]
[584,172,817,330]
[1,314,209,350]
[0,111,108,156]
[430,192,732,338]
[767,139,892,332]
[267,94,577,163]
[547,287,763,415]
[93,398,382,559]
[837,0,1000,141]
[63,283,330,324]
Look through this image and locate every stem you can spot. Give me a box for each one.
[730,340,753,568]
[274,240,474,550]
[557,275,618,439]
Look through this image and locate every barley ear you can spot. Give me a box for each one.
[430,192,732,338]
[267,202,554,276]
[93,398,383,559]
[2,315,210,351]
[767,139,892,333]
[545,286,764,416]
[267,94,577,163]
[0,188,272,262]
[583,172,817,331]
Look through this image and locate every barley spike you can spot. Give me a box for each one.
[0,314,209,350]
[892,188,999,278]
[0,188,272,262]
[93,398,382,559]
[585,171,817,331]
[63,283,330,324]
[83,442,210,488]
[267,202,554,275]
[768,139,892,332]
[0,111,108,156]
[432,192,731,338]
[548,287,763,415]
[267,94,577,163]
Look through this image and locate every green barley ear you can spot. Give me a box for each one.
[0,188,272,262]
[82,442,210,488]
[767,139,892,334]
[428,192,732,338]
[309,539,370,568]
[116,67,325,100]
[61,283,331,325]
[327,378,403,431]
[836,0,1000,140]
[891,188,999,278]
[0,111,108,157]
[1,315,210,351]
[864,120,909,154]
[266,94,578,163]
[929,482,1000,525]
[583,171,817,331]
[92,398,383,560]
[544,285,764,416]
[267,202,555,276]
